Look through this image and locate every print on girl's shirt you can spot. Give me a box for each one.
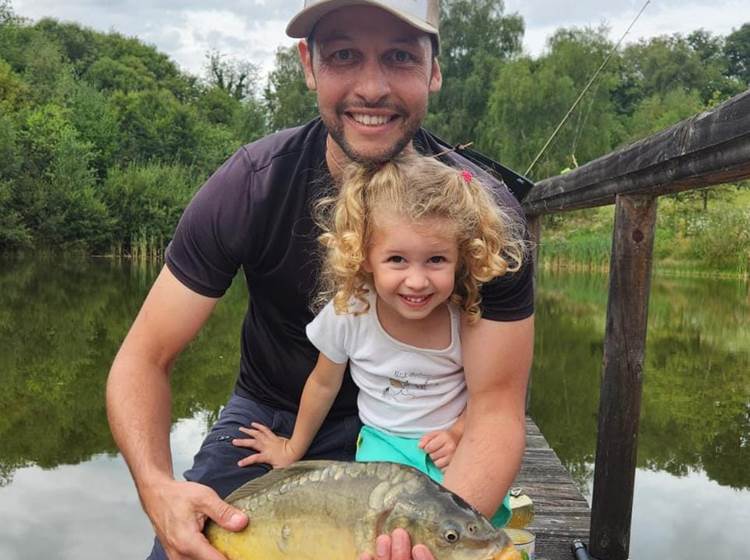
[382,370,430,401]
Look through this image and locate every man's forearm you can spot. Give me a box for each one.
[106,353,176,497]
[441,395,525,517]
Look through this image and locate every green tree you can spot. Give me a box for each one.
[263,45,317,131]
[20,31,73,104]
[204,50,259,101]
[84,55,156,92]
[114,88,202,165]
[480,27,622,180]
[725,23,750,85]
[101,163,197,256]
[0,0,16,25]
[425,0,524,144]
[627,88,704,141]
[15,104,110,248]
[68,81,121,177]
[0,57,27,111]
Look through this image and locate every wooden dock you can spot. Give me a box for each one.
[513,417,591,560]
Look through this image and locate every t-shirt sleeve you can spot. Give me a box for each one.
[305,301,350,364]
[479,251,535,321]
[165,148,256,298]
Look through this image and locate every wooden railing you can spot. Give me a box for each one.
[522,88,750,560]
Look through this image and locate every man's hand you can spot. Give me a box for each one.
[418,429,459,470]
[358,528,435,560]
[233,422,301,468]
[144,478,248,560]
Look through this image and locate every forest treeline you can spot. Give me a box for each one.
[1,0,749,267]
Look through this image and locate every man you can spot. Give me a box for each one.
[106,2,534,559]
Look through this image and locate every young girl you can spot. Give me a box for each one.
[232,153,526,527]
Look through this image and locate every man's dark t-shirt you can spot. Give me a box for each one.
[165,118,533,419]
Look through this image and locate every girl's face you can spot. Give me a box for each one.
[364,214,458,323]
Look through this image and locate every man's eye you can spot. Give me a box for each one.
[333,49,354,62]
[392,50,413,63]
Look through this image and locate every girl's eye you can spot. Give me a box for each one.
[428,256,446,264]
[387,256,405,263]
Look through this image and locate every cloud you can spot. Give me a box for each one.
[505,0,750,56]
[10,0,750,77]
[12,0,301,77]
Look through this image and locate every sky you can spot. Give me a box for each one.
[10,0,750,81]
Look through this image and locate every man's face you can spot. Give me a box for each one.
[298,6,442,164]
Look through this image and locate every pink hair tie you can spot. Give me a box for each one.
[461,169,473,183]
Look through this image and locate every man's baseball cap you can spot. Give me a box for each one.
[286,1,440,49]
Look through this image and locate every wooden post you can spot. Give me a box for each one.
[526,215,542,412]
[589,194,657,560]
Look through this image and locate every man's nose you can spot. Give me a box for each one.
[353,59,391,103]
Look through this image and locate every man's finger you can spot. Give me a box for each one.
[202,493,248,532]
[375,533,391,560]
[412,544,434,560]
[391,528,411,560]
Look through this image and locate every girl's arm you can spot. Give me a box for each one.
[233,352,347,468]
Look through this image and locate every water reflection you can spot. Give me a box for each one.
[0,256,245,488]
[530,268,750,559]
[529,269,750,492]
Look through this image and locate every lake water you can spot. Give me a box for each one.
[0,257,747,559]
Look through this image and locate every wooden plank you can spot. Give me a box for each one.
[515,417,591,560]
[523,88,750,215]
[589,195,657,560]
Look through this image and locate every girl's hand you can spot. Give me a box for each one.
[418,429,459,470]
[232,422,300,468]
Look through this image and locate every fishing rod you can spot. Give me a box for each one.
[524,0,652,177]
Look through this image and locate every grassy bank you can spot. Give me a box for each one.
[537,185,750,278]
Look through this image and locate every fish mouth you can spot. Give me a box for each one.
[488,543,523,560]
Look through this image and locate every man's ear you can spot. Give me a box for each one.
[429,58,442,93]
[298,40,317,91]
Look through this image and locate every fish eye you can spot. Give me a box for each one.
[444,529,460,543]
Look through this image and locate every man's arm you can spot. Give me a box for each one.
[442,315,534,517]
[106,266,247,560]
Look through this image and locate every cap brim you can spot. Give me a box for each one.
[286,0,438,39]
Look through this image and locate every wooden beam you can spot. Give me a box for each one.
[589,194,657,560]
[524,88,750,215]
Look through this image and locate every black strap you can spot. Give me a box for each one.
[428,133,536,203]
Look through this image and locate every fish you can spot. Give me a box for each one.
[205,460,521,560]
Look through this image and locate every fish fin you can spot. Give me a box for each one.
[224,460,342,502]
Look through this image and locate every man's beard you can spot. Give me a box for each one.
[323,103,424,164]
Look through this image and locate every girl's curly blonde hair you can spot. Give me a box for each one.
[315,153,527,323]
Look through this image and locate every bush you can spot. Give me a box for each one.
[101,163,199,257]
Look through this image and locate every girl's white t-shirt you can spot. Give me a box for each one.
[305,291,467,437]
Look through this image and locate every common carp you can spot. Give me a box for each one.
[206,460,521,560]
